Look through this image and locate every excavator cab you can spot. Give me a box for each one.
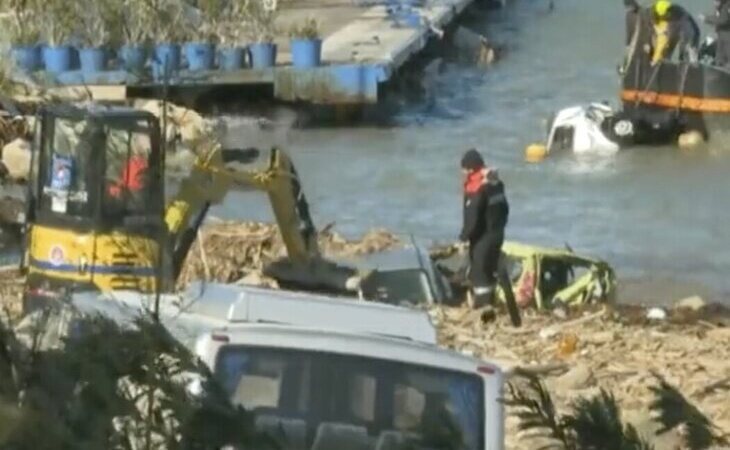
[23,104,164,310]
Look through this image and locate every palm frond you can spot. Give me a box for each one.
[504,374,573,449]
[648,374,728,450]
[563,389,654,450]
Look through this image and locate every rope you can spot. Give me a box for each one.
[635,62,662,107]
[622,10,642,81]
[675,60,691,115]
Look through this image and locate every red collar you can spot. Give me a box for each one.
[464,169,485,194]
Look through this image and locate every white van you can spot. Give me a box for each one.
[72,283,506,450]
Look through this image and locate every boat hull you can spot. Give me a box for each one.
[621,60,730,139]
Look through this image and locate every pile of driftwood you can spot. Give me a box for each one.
[0,268,23,319]
[432,305,730,449]
[176,221,400,288]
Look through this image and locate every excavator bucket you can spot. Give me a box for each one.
[264,258,360,295]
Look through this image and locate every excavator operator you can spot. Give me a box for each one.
[106,133,150,214]
[651,0,700,65]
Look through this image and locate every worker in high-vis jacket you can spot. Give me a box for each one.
[459,149,509,307]
[651,0,700,65]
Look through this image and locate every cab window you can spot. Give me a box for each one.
[39,118,94,217]
[103,121,157,219]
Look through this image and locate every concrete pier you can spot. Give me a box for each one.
[24,0,475,105]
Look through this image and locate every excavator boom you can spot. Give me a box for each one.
[164,145,358,293]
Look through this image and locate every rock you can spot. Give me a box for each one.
[236,272,279,289]
[137,100,224,152]
[451,26,500,67]
[555,364,596,390]
[674,295,706,312]
[552,306,568,320]
[646,307,667,321]
[584,330,617,345]
[1,138,31,181]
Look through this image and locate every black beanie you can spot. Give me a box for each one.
[461,149,485,170]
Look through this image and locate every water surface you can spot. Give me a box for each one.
[219,0,730,301]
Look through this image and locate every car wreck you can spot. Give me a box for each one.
[431,241,617,310]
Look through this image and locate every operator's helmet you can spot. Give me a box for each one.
[653,0,672,19]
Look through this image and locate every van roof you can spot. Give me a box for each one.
[181,282,438,344]
[197,323,505,377]
[70,282,437,345]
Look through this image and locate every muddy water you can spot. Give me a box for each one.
[219,0,730,302]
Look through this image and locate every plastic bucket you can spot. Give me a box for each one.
[79,47,107,73]
[154,43,181,71]
[184,42,215,71]
[120,45,147,71]
[219,46,246,71]
[290,39,322,68]
[249,42,277,69]
[43,45,73,73]
[11,45,41,72]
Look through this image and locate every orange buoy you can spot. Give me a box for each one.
[525,143,548,162]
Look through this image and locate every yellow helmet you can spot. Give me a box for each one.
[654,0,671,18]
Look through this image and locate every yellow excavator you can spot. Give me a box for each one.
[21,103,360,310]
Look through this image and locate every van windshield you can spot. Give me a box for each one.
[216,347,485,450]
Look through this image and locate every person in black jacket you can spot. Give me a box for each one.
[702,0,730,66]
[459,149,509,307]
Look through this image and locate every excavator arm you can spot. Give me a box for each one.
[164,144,359,293]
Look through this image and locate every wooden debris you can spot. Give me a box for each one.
[432,304,730,449]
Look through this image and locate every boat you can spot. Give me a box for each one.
[621,38,730,139]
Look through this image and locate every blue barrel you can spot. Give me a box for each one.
[43,45,73,73]
[154,43,181,70]
[249,42,277,69]
[11,45,41,72]
[401,11,422,27]
[79,47,107,73]
[120,45,148,71]
[290,39,323,68]
[219,46,246,71]
[184,42,215,71]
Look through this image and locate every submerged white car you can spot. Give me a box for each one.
[545,102,680,155]
[546,103,628,155]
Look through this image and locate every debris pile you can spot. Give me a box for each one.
[0,268,23,319]
[431,305,730,449]
[1,221,728,450]
[177,221,400,287]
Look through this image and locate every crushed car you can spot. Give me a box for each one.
[431,241,617,310]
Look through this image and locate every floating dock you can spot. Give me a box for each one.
[23,0,475,105]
